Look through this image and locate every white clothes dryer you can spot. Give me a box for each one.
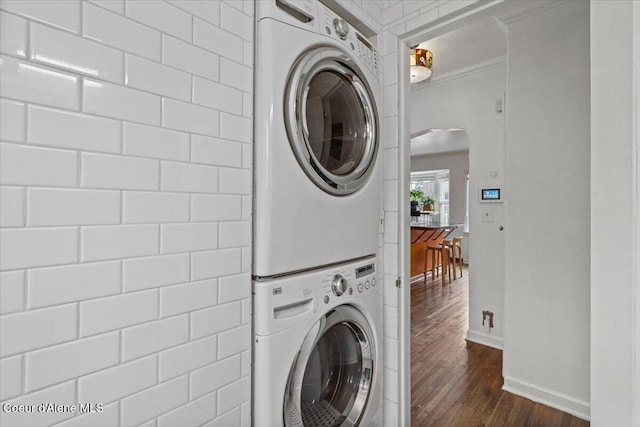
[254,0,382,278]
[254,257,382,426]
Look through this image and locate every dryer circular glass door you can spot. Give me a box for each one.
[285,47,378,196]
[283,305,375,427]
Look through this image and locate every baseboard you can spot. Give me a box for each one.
[465,330,503,350]
[503,376,590,421]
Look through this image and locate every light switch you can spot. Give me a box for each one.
[481,207,493,222]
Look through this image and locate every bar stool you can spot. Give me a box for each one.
[426,240,452,286]
[451,237,463,279]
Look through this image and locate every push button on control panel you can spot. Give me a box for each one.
[358,283,363,293]
[365,280,370,290]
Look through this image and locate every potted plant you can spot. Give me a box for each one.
[423,196,436,211]
[410,189,425,204]
[409,189,424,217]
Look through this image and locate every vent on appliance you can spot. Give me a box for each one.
[276,0,314,23]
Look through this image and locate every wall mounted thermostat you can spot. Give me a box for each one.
[479,186,504,203]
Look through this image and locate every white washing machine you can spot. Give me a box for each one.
[254,257,382,426]
[254,0,382,278]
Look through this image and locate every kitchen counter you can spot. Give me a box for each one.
[410,223,462,278]
[410,221,462,230]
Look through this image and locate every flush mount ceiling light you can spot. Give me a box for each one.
[410,47,433,84]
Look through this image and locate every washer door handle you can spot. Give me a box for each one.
[274,298,314,319]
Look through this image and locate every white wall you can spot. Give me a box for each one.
[411,150,468,225]
[410,67,507,348]
[503,1,591,419]
[590,1,640,425]
[0,1,253,426]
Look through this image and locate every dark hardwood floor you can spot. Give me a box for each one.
[410,268,589,427]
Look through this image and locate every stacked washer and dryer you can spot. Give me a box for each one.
[253,0,383,426]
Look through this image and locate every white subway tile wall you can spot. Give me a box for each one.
[1,381,77,427]
[0,355,22,400]
[30,22,125,84]
[0,11,28,58]
[0,56,81,110]
[156,391,217,427]
[0,186,24,227]
[0,98,26,141]
[78,355,158,406]
[0,271,25,314]
[56,403,119,427]
[119,376,189,427]
[0,1,253,426]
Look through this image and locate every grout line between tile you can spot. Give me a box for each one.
[76,301,81,339]
[22,100,29,146]
[21,353,26,395]
[76,226,81,264]
[119,330,123,364]
[157,288,161,320]
[120,259,124,294]
[22,185,28,229]
[24,19,31,60]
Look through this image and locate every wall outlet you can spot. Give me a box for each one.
[482,310,494,328]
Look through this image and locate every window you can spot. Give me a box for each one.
[410,176,436,203]
[437,172,449,223]
[410,169,449,222]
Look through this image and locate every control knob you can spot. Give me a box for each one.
[333,18,349,40]
[331,274,348,296]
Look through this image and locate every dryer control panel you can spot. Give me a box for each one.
[318,3,378,73]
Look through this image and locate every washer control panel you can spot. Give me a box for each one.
[331,274,348,296]
[333,17,349,40]
[319,3,378,73]
[321,261,376,303]
[354,263,376,294]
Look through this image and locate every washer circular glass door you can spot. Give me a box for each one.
[285,46,378,196]
[284,305,375,427]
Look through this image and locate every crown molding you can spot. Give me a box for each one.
[496,0,568,24]
[412,55,506,89]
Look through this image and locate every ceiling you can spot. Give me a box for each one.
[410,129,469,156]
[416,17,507,78]
[410,18,506,157]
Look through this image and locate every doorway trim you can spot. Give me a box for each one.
[393,1,564,424]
